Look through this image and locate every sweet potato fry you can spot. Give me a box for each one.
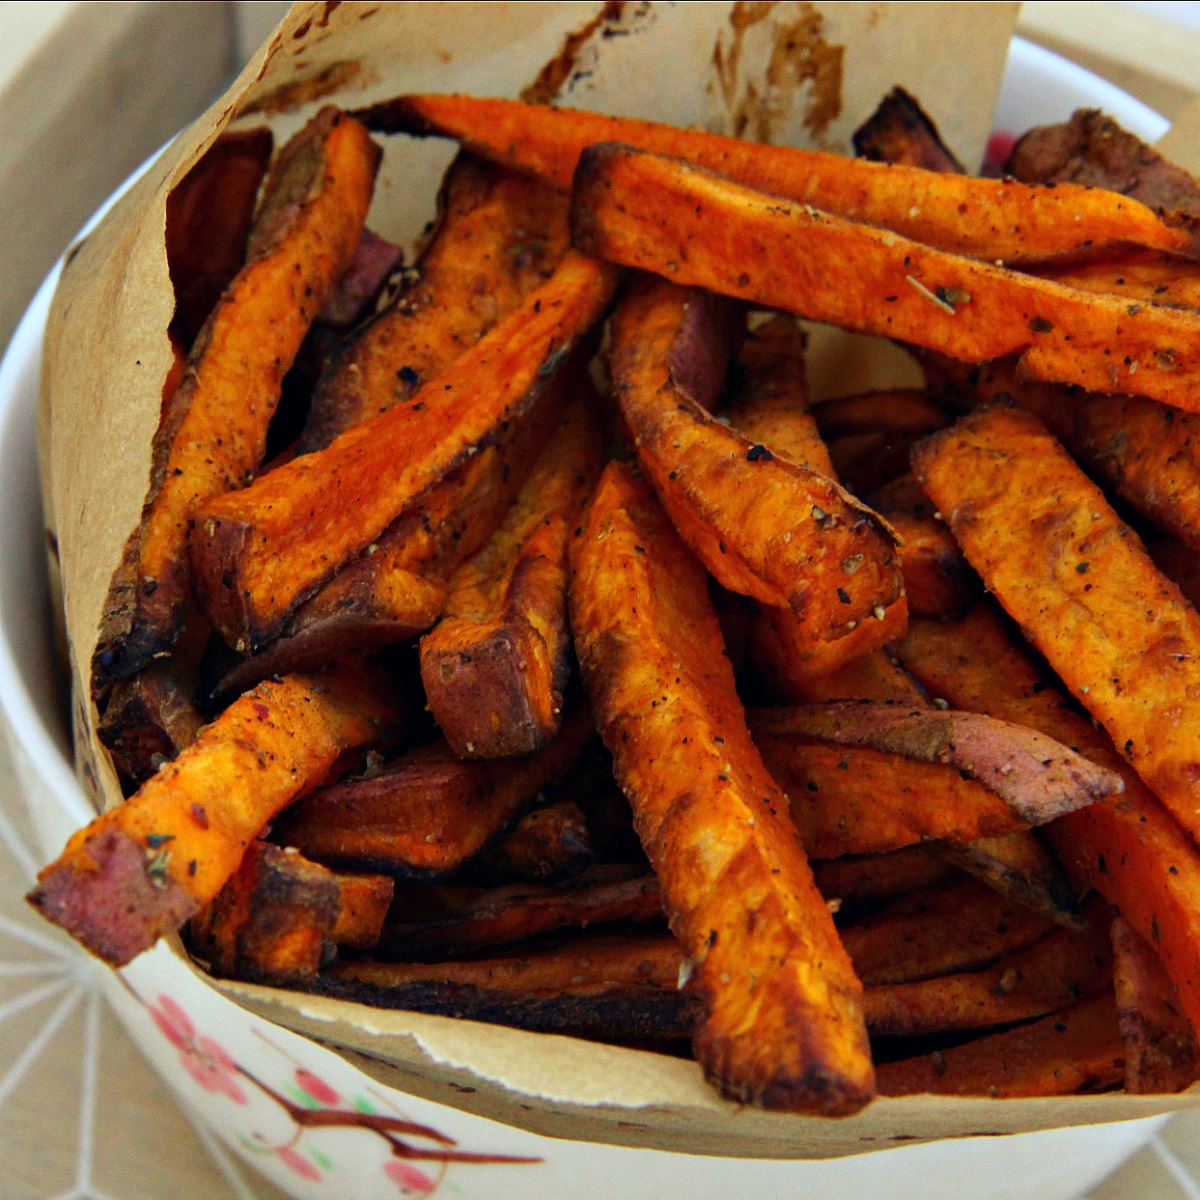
[862,908,1113,1037]
[751,703,1120,825]
[1008,108,1200,219]
[876,996,1124,1097]
[28,665,401,966]
[936,832,1082,931]
[571,144,1200,412]
[476,798,594,883]
[302,154,569,451]
[891,602,1200,1033]
[852,87,964,173]
[928,354,1200,554]
[610,276,904,681]
[571,461,874,1114]
[331,870,395,951]
[769,649,925,706]
[376,869,663,959]
[913,404,1200,844]
[420,394,603,757]
[93,109,381,690]
[320,931,698,1042]
[273,707,592,875]
[839,877,1056,987]
[359,93,1200,261]
[811,848,959,914]
[204,366,568,706]
[189,841,341,984]
[1112,916,1200,1093]
[97,658,204,788]
[1033,250,1200,309]
[189,250,618,652]
[165,127,274,349]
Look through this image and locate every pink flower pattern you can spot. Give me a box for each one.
[148,994,247,1105]
[277,1145,322,1181]
[385,1159,438,1195]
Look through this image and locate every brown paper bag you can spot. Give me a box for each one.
[42,0,1200,1158]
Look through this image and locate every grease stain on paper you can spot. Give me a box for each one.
[710,1,844,144]
[520,1,656,105]
[239,60,369,117]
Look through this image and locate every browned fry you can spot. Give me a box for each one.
[571,461,874,1113]
[420,395,604,757]
[810,390,950,441]
[165,127,274,349]
[97,658,204,788]
[852,87,964,173]
[913,404,1200,844]
[774,650,925,706]
[477,798,594,884]
[188,251,619,652]
[376,868,663,959]
[1008,108,1200,219]
[571,144,1200,412]
[189,842,341,984]
[751,703,1120,825]
[611,276,904,682]
[359,93,1200,261]
[302,154,569,451]
[936,832,1082,931]
[811,848,959,914]
[867,475,979,618]
[1033,250,1200,309]
[29,665,402,966]
[1112,916,1200,1093]
[862,906,1113,1038]
[93,110,381,690]
[840,877,1056,987]
[331,870,395,950]
[891,602,1200,1034]
[928,354,1200,554]
[273,707,593,876]
[320,931,697,1042]
[205,366,568,706]
[876,996,1124,1097]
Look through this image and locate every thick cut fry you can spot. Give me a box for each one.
[93,110,381,689]
[273,708,592,875]
[358,94,1200,261]
[839,877,1056,987]
[892,603,1200,1034]
[913,404,1200,843]
[930,354,1200,554]
[876,996,1124,1097]
[376,869,663,959]
[189,841,341,984]
[852,87,964,173]
[321,931,698,1042]
[206,369,567,706]
[1034,250,1200,309]
[420,396,603,757]
[811,848,959,914]
[302,154,569,451]
[165,127,274,349]
[772,650,925,706]
[571,461,874,1114]
[571,145,1200,412]
[477,798,594,883]
[1111,916,1200,1094]
[1008,108,1200,218]
[189,251,618,651]
[28,666,400,966]
[862,911,1113,1037]
[610,277,904,681]
[751,704,1120,825]
[97,658,205,788]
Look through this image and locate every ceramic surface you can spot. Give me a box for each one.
[0,35,1176,1200]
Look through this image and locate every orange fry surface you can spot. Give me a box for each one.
[358,93,1199,262]
[189,250,619,650]
[571,145,1200,413]
[571,460,874,1114]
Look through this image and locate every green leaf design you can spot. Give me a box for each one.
[353,1094,378,1115]
[308,1145,334,1170]
[284,1080,321,1109]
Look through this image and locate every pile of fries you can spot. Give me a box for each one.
[30,84,1200,1115]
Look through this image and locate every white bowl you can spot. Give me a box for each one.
[0,35,1176,1200]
